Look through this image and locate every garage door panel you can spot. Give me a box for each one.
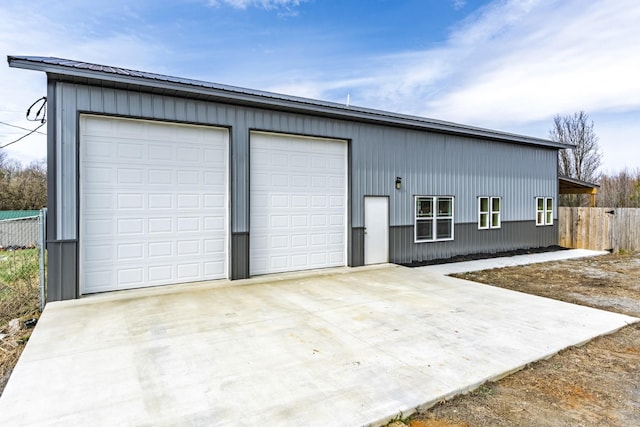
[85,271,113,292]
[118,168,144,185]
[271,215,289,228]
[176,194,199,209]
[250,132,346,275]
[292,254,309,267]
[118,268,143,285]
[148,218,172,233]
[149,265,172,282]
[177,170,199,185]
[291,235,308,247]
[149,194,172,209]
[148,145,172,161]
[117,243,144,260]
[204,262,225,276]
[85,193,113,210]
[80,116,228,294]
[204,194,225,207]
[204,171,225,185]
[118,193,144,209]
[148,169,172,184]
[149,241,172,257]
[84,218,114,237]
[83,243,112,263]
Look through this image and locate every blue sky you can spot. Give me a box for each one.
[1,0,639,173]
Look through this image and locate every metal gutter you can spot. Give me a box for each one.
[7,55,570,149]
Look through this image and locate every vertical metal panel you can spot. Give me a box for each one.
[351,227,365,267]
[231,232,249,279]
[46,81,57,244]
[46,241,77,301]
[56,84,77,240]
[350,130,557,228]
[128,92,142,117]
[232,106,248,233]
[389,221,557,264]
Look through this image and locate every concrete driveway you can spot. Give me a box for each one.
[1,261,637,426]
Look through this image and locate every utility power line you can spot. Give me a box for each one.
[0,120,47,135]
[0,122,46,149]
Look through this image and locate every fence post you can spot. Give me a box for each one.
[39,208,47,311]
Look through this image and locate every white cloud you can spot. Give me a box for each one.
[207,0,305,11]
[420,0,640,128]
[451,0,467,11]
[277,0,640,130]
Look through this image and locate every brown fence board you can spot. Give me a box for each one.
[559,207,640,252]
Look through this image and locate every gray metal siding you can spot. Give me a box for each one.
[55,84,78,240]
[350,128,558,227]
[46,240,77,301]
[56,82,557,234]
[46,80,57,245]
[231,232,249,280]
[351,227,365,267]
[47,80,560,300]
[389,221,558,264]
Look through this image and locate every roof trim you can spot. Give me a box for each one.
[559,175,600,189]
[8,55,569,149]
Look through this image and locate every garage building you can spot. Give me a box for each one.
[8,56,568,301]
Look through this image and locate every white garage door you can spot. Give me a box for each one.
[250,132,347,275]
[79,116,228,294]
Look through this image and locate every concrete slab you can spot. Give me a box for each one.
[417,248,609,275]
[0,263,636,427]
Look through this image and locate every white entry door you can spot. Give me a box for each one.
[364,197,389,265]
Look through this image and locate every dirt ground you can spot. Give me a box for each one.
[394,252,640,427]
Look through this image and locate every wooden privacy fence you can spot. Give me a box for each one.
[558,207,640,252]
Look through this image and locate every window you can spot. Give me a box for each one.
[536,197,553,226]
[478,197,501,229]
[415,196,454,242]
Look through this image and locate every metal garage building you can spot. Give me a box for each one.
[8,56,568,301]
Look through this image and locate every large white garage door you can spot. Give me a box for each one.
[250,132,347,275]
[79,116,228,294]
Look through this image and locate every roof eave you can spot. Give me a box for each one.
[8,56,568,150]
[558,175,600,189]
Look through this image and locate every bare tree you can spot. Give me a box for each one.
[596,168,640,208]
[550,111,602,206]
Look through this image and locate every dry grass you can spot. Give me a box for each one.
[0,249,41,395]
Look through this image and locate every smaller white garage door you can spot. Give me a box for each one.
[79,116,228,294]
[250,132,347,275]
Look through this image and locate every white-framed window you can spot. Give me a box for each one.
[536,197,554,226]
[478,196,501,229]
[415,196,454,242]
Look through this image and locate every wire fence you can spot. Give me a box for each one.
[0,216,40,249]
[0,210,47,311]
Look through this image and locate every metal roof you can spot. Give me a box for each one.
[0,210,40,221]
[7,55,570,149]
[559,175,600,191]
